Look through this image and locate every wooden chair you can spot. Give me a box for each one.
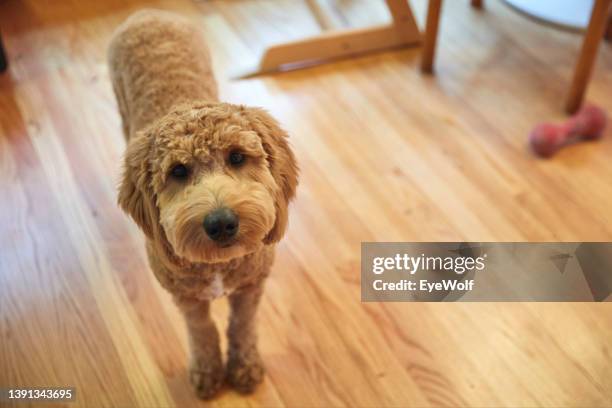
[420,0,612,114]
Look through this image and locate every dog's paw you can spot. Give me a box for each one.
[226,348,265,394]
[189,357,224,400]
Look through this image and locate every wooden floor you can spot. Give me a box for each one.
[1,0,612,406]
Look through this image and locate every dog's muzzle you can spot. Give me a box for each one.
[203,207,239,243]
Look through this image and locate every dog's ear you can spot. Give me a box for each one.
[118,130,158,239]
[244,107,299,244]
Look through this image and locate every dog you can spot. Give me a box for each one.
[108,10,298,399]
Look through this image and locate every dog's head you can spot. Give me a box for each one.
[118,102,298,263]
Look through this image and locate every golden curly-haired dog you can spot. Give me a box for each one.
[108,10,298,399]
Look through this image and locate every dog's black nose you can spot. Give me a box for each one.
[203,208,239,241]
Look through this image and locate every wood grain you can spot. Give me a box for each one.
[1,0,612,407]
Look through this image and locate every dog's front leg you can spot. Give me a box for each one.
[226,282,265,393]
[175,296,224,399]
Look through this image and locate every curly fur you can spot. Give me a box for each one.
[108,10,298,399]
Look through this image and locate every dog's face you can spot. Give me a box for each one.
[118,102,298,263]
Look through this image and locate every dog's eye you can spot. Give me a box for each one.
[170,163,189,179]
[228,150,246,167]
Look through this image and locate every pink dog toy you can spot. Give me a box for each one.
[529,105,608,157]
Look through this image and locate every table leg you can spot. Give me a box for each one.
[421,0,443,73]
[565,0,612,114]
[236,0,421,77]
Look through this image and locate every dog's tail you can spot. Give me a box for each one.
[107,9,218,141]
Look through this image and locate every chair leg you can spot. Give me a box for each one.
[0,33,7,73]
[565,0,611,114]
[605,12,612,41]
[421,0,443,73]
[471,0,483,9]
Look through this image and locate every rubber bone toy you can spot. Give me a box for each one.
[529,105,608,157]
